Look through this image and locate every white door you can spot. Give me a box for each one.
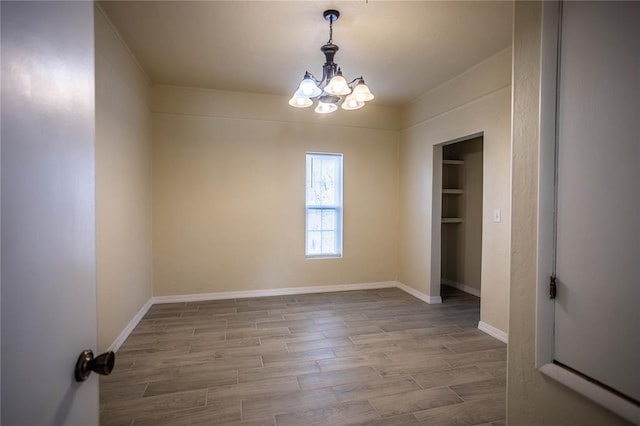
[554,1,640,402]
[1,1,99,424]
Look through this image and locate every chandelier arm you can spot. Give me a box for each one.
[306,71,323,85]
[347,77,363,86]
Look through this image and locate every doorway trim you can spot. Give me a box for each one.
[430,131,484,304]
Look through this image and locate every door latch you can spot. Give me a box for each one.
[549,274,557,300]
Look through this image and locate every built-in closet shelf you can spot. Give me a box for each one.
[442,218,464,224]
[442,156,464,224]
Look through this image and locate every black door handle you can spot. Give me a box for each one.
[74,350,115,382]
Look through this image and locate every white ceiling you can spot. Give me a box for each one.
[99,1,513,107]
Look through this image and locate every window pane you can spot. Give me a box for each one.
[306,155,340,206]
[321,209,336,231]
[321,231,336,254]
[307,210,321,231]
[307,231,322,255]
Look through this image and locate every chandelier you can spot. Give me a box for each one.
[288,9,374,114]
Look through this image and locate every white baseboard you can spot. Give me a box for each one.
[442,279,481,297]
[152,281,398,304]
[110,280,447,351]
[107,297,153,352]
[478,321,508,343]
[395,282,442,304]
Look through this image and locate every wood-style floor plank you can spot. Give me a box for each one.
[100,286,506,425]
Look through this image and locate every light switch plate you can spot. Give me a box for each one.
[493,209,501,223]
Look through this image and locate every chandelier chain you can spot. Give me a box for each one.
[328,15,333,44]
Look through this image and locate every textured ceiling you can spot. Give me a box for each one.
[99,1,513,107]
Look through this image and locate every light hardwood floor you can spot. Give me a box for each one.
[100,286,506,425]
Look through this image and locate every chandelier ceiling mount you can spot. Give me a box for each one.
[289,9,374,114]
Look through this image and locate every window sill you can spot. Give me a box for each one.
[305,255,342,260]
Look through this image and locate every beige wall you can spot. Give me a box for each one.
[95,6,154,351]
[152,86,399,296]
[402,48,512,129]
[507,2,630,424]
[153,85,402,132]
[398,48,512,335]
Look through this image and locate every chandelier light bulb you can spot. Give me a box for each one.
[294,75,322,98]
[352,81,375,102]
[324,74,351,96]
[341,94,364,110]
[315,101,338,114]
[288,95,313,108]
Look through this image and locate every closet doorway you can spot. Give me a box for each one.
[440,136,483,299]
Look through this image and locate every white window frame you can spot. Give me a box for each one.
[305,152,343,258]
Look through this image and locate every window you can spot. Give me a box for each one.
[305,153,343,257]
